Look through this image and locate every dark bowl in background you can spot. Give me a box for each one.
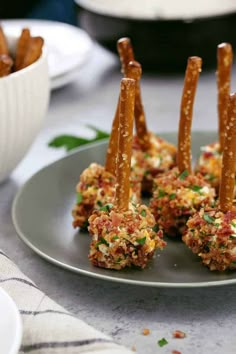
[75,1,236,73]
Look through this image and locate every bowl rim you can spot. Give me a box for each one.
[0,33,47,81]
[75,0,236,22]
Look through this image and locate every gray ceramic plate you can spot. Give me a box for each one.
[12,132,236,287]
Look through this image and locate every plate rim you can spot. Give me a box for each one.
[12,133,236,288]
[0,287,22,354]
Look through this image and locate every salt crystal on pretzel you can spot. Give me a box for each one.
[0,26,9,55]
[183,93,236,271]
[150,56,215,237]
[88,78,166,269]
[178,56,202,174]
[14,28,31,71]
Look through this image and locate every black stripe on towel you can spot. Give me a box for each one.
[21,338,114,352]
[20,309,74,317]
[0,277,38,289]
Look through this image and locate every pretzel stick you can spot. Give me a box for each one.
[177,56,202,174]
[20,36,44,69]
[0,54,13,77]
[14,28,31,71]
[104,103,120,175]
[217,43,233,152]
[127,60,150,150]
[219,93,236,212]
[0,26,9,55]
[114,78,135,211]
[105,38,135,174]
[117,37,134,76]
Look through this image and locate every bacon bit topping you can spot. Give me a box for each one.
[142,328,150,336]
[172,351,182,354]
[173,330,186,338]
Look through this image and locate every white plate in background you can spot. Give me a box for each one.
[2,19,93,89]
[0,287,22,354]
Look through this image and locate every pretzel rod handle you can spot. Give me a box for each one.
[217,43,233,152]
[104,99,120,175]
[117,38,134,76]
[0,54,13,77]
[219,93,236,212]
[177,56,202,173]
[20,36,44,69]
[127,61,150,151]
[115,78,135,211]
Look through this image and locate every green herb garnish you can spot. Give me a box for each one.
[96,237,109,248]
[157,338,168,347]
[112,235,119,241]
[76,192,83,204]
[99,203,113,212]
[179,170,189,180]
[157,189,167,198]
[48,125,110,151]
[231,222,236,228]
[203,213,215,224]
[190,185,202,193]
[141,209,147,217]
[152,224,159,232]
[169,193,176,200]
[136,237,146,245]
[97,200,103,207]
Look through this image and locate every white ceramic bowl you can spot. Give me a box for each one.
[0,287,22,354]
[0,34,50,183]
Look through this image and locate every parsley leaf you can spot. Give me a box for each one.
[157,189,167,198]
[99,203,113,212]
[96,237,109,248]
[190,185,202,193]
[203,213,215,224]
[48,125,110,151]
[141,209,147,217]
[136,237,146,245]
[157,338,168,347]
[179,170,189,180]
[76,192,83,204]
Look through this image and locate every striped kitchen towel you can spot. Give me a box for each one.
[0,250,133,354]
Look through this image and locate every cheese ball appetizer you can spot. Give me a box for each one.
[89,78,166,269]
[72,163,115,229]
[117,39,177,193]
[150,57,216,237]
[183,93,236,271]
[150,168,215,237]
[195,43,233,192]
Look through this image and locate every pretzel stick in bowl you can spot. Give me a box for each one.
[177,56,202,174]
[0,54,13,77]
[219,93,236,212]
[0,26,9,55]
[14,28,31,71]
[114,78,135,212]
[217,43,233,152]
[20,36,44,69]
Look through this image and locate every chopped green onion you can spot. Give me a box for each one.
[179,170,189,180]
[157,189,167,198]
[76,192,83,204]
[203,214,215,224]
[136,237,146,245]
[152,224,159,232]
[141,209,147,217]
[99,203,113,212]
[96,237,109,248]
[157,338,168,347]
[169,193,176,200]
[190,185,202,193]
